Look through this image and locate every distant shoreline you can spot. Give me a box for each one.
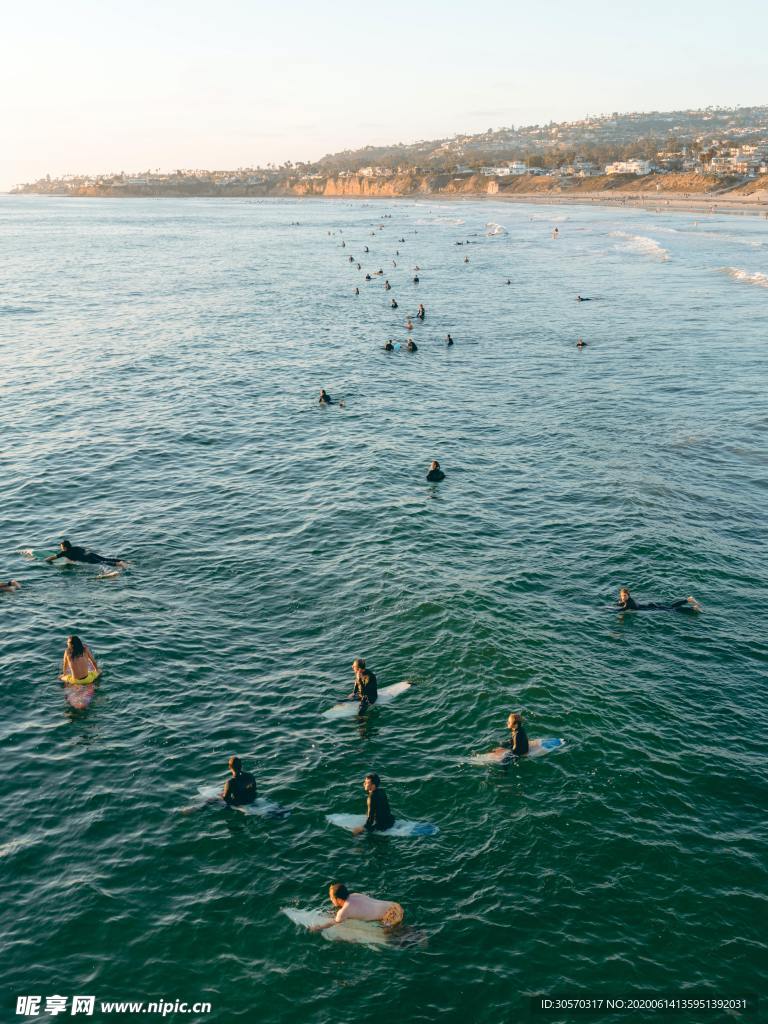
[6,188,768,217]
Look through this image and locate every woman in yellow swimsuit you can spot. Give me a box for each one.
[60,635,100,708]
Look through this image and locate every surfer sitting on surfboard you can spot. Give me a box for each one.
[505,713,529,756]
[617,588,702,613]
[60,635,100,686]
[350,659,378,716]
[221,756,257,807]
[351,773,395,835]
[308,883,405,932]
[45,539,128,569]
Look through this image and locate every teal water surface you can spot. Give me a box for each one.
[1,196,767,1023]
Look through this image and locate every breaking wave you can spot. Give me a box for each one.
[485,222,508,236]
[720,267,768,288]
[610,231,670,261]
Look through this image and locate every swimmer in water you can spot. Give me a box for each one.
[384,280,391,290]
[354,287,359,295]
[349,658,378,716]
[504,712,529,756]
[413,275,419,284]
[350,772,396,835]
[0,579,21,592]
[390,299,399,309]
[616,588,702,613]
[576,338,587,348]
[308,883,405,932]
[405,318,414,331]
[221,756,257,807]
[46,540,127,569]
[406,339,418,352]
[426,460,445,482]
[416,304,425,320]
[348,256,354,262]
[576,295,591,302]
[365,273,372,281]
[384,340,394,351]
[446,333,454,346]
[552,227,559,238]
[357,263,362,270]
[464,256,469,263]
[506,279,511,285]
[319,389,333,405]
[60,634,99,686]
[364,246,369,253]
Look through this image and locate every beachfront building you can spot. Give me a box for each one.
[605,159,653,176]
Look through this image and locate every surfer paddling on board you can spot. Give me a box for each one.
[351,773,395,834]
[46,539,128,568]
[0,579,21,592]
[349,658,378,715]
[616,587,702,613]
[221,756,257,807]
[308,883,404,932]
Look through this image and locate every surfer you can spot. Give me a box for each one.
[576,295,591,302]
[576,338,587,348]
[390,299,399,309]
[351,773,396,834]
[350,658,378,715]
[416,304,425,320]
[446,333,454,346]
[221,756,257,807]
[309,884,404,931]
[506,279,511,285]
[319,389,333,405]
[464,256,469,263]
[46,540,127,568]
[616,588,702,612]
[384,340,395,351]
[60,635,99,686]
[504,712,529,756]
[426,460,445,482]
[406,339,418,352]
[365,274,372,281]
[0,579,21,592]
[354,287,359,295]
[413,275,419,284]
[384,280,391,290]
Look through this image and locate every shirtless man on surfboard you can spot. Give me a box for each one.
[309,883,404,932]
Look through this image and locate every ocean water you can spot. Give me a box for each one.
[1,195,766,1024]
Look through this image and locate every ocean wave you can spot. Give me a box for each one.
[720,267,768,288]
[610,231,670,261]
[485,222,508,236]
[415,217,465,226]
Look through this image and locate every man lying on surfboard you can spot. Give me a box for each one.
[45,539,128,569]
[221,756,257,807]
[616,587,702,613]
[351,772,395,835]
[308,883,404,932]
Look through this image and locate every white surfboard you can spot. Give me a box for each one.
[183,784,290,818]
[281,908,389,946]
[327,813,439,837]
[322,680,411,720]
[470,737,565,765]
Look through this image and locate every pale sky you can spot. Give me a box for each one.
[1,0,767,190]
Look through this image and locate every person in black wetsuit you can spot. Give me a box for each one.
[617,588,702,612]
[350,658,378,715]
[390,299,399,309]
[384,340,395,351]
[319,389,333,405]
[446,333,454,346]
[384,280,391,290]
[45,540,127,568]
[576,337,587,348]
[222,756,257,806]
[413,275,419,284]
[416,304,425,320]
[505,712,529,756]
[426,460,445,482]
[351,772,395,834]
[406,339,418,352]
[576,295,591,302]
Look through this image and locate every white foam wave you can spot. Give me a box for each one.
[415,217,465,226]
[610,231,670,261]
[720,267,768,288]
[485,222,508,236]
